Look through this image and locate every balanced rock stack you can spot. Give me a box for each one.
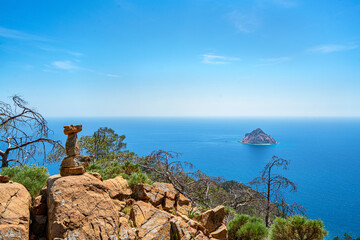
[60,124,91,176]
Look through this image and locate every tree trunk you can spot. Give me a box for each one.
[1,152,9,168]
[265,168,271,227]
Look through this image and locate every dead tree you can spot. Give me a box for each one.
[249,156,305,227]
[139,150,225,208]
[0,96,61,168]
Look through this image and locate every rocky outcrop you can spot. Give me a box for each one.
[60,124,91,176]
[132,183,193,215]
[194,206,227,239]
[176,193,192,215]
[131,201,172,239]
[130,183,227,239]
[0,181,31,240]
[240,128,277,145]
[0,172,227,240]
[46,173,120,239]
[103,176,132,200]
[118,217,136,240]
[154,182,177,210]
[133,184,166,207]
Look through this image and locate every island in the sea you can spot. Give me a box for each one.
[240,128,278,145]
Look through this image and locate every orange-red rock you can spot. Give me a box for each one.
[47,173,120,240]
[133,184,165,206]
[0,175,10,183]
[0,181,31,239]
[103,175,132,200]
[63,124,82,135]
[194,206,226,233]
[176,193,192,215]
[130,201,172,239]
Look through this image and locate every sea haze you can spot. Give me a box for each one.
[46,117,360,238]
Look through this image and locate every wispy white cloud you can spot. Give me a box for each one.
[201,54,240,64]
[0,26,48,41]
[47,60,120,78]
[309,44,358,53]
[260,57,291,64]
[51,61,79,70]
[38,46,83,56]
[105,73,121,78]
[227,10,259,33]
[68,51,84,57]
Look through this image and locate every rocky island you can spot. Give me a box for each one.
[240,128,277,145]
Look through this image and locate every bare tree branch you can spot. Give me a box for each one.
[249,156,305,226]
[0,95,61,168]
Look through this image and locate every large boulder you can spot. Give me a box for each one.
[176,193,191,215]
[47,173,120,239]
[209,224,227,240]
[170,216,206,240]
[154,182,177,210]
[0,181,31,240]
[194,206,226,233]
[118,217,136,240]
[103,176,132,200]
[132,184,165,207]
[130,201,172,239]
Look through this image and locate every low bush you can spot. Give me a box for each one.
[87,160,153,187]
[270,215,327,240]
[228,214,251,239]
[86,161,123,180]
[0,165,49,197]
[127,172,152,187]
[228,214,267,240]
[237,217,268,240]
[86,160,143,181]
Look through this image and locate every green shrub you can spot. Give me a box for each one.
[86,160,153,187]
[228,214,251,240]
[120,160,140,175]
[1,165,49,197]
[236,217,268,240]
[228,214,267,240]
[128,172,152,187]
[86,161,123,180]
[270,215,327,240]
[120,172,130,180]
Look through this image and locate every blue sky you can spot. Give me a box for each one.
[1,0,359,117]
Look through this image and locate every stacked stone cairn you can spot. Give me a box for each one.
[60,124,91,176]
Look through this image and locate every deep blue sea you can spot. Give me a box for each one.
[45,117,360,238]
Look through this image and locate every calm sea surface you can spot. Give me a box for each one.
[45,118,360,238]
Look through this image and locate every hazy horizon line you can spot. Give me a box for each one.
[45,115,360,119]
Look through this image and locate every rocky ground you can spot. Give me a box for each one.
[0,172,228,240]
